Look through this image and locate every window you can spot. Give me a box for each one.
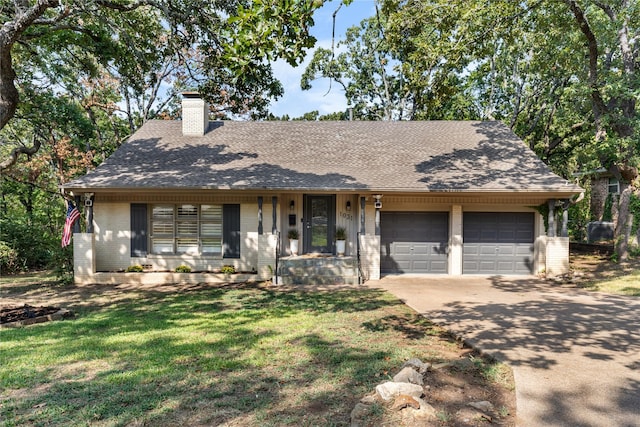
[608,178,620,194]
[150,204,223,255]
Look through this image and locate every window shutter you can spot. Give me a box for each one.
[131,204,148,257]
[223,204,240,258]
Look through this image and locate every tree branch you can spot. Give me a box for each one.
[0,136,42,171]
[564,0,609,139]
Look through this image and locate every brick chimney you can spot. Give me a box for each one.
[181,92,209,136]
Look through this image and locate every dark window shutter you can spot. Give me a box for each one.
[131,204,148,257]
[223,204,240,258]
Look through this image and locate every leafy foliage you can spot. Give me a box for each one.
[174,265,192,273]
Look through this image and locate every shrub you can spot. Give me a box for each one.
[51,246,74,284]
[220,265,236,274]
[335,226,347,240]
[174,265,192,273]
[0,241,21,274]
[287,229,299,239]
[126,264,144,272]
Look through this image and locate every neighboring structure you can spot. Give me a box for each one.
[589,168,620,223]
[63,93,582,284]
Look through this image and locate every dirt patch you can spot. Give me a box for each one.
[569,249,640,282]
[1,304,61,324]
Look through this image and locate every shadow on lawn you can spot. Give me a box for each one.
[0,283,416,426]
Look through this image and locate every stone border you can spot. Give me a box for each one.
[0,309,74,329]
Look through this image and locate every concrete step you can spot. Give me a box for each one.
[278,256,359,285]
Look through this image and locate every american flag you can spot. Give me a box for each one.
[61,202,81,248]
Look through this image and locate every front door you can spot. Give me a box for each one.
[303,195,336,254]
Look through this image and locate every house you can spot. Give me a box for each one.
[63,93,582,285]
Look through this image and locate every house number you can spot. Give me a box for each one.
[340,212,353,220]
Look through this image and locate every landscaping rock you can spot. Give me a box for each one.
[391,394,420,411]
[375,381,423,401]
[350,403,371,427]
[468,400,495,413]
[400,397,437,423]
[393,366,424,385]
[359,393,379,404]
[401,357,431,374]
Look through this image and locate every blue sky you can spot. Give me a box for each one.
[268,0,377,118]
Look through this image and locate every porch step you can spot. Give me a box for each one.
[277,256,359,285]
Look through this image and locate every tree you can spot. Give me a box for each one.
[562,0,639,259]
[0,0,321,170]
[381,0,638,256]
[301,14,415,120]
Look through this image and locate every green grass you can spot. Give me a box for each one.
[0,282,457,426]
[580,270,640,296]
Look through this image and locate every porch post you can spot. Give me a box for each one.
[272,196,277,234]
[84,193,94,233]
[73,195,82,233]
[547,199,556,237]
[561,199,570,238]
[360,196,366,233]
[375,207,381,236]
[257,196,263,235]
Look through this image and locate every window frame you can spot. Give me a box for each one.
[149,204,223,256]
[608,177,620,195]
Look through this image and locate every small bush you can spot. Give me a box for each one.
[220,265,236,275]
[287,229,299,239]
[126,265,144,273]
[51,246,74,284]
[0,241,21,274]
[174,265,192,273]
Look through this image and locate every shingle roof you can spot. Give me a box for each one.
[64,120,581,194]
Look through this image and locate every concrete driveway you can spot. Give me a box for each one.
[368,276,640,427]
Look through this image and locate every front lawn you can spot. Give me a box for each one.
[0,278,513,426]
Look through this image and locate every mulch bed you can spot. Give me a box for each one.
[0,304,73,327]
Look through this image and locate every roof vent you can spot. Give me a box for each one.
[181,92,209,136]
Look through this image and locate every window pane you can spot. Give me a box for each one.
[202,238,222,255]
[201,222,222,237]
[201,205,222,220]
[152,205,174,220]
[178,204,198,220]
[152,221,173,235]
[177,238,199,254]
[177,221,197,236]
[152,238,174,253]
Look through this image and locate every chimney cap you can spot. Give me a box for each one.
[182,91,202,99]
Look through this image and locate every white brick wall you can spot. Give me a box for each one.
[359,234,380,280]
[450,205,463,275]
[73,233,95,284]
[94,202,130,271]
[181,97,209,136]
[92,201,262,273]
[257,234,278,280]
[544,237,570,276]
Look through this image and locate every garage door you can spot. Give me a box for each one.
[463,212,534,274]
[381,212,449,274]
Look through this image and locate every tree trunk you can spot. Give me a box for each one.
[615,186,634,261]
[0,42,19,131]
